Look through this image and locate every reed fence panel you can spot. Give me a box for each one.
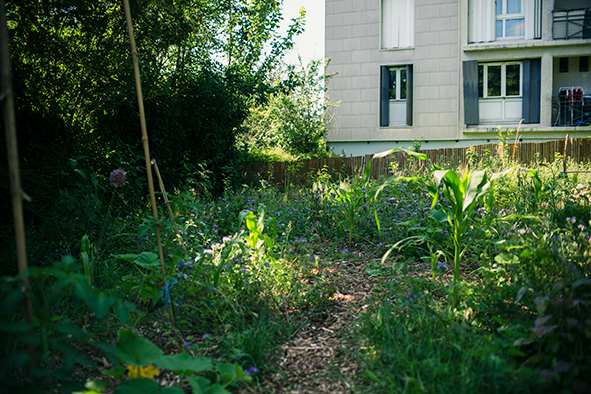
[241,137,591,186]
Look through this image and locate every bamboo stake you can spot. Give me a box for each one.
[122,0,174,327]
[0,0,35,360]
[151,159,188,256]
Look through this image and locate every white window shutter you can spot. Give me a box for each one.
[524,0,542,40]
[469,0,495,43]
[382,0,414,48]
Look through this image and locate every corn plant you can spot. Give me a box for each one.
[369,148,511,307]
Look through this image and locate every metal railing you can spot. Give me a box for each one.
[553,8,591,40]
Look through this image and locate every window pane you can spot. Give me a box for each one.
[505,19,524,36]
[496,20,503,38]
[400,69,407,100]
[389,70,397,100]
[506,64,520,96]
[487,66,501,97]
[478,65,484,98]
[496,0,502,15]
[507,0,521,14]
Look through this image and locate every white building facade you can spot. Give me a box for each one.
[325,0,591,156]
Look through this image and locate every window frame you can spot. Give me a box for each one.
[478,61,523,99]
[496,0,525,40]
[380,65,413,127]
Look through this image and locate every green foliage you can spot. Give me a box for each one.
[241,59,336,158]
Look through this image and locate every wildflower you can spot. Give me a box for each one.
[109,169,126,187]
[183,341,191,350]
[342,248,348,254]
[244,367,259,376]
[566,217,577,224]
[127,364,159,379]
[202,334,209,340]
[437,262,448,270]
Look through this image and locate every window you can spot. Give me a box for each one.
[469,0,541,43]
[380,65,413,127]
[381,0,414,49]
[464,59,540,125]
[496,0,525,39]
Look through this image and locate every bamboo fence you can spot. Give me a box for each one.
[242,137,591,186]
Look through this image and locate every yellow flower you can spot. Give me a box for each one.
[127,364,160,379]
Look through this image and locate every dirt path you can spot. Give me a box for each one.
[261,260,381,393]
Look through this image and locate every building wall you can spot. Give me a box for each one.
[325,0,461,147]
[325,0,591,156]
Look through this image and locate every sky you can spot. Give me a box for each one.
[279,0,325,65]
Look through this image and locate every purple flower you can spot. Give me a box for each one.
[183,341,191,350]
[202,334,209,340]
[109,169,126,187]
[437,262,448,270]
[244,367,259,376]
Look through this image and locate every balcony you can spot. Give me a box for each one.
[552,88,591,126]
[553,8,591,40]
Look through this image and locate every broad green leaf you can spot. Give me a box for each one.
[114,302,130,324]
[187,375,212,394]
[216,362,238,380]
[113,378,159,394]
[115,252,160,269]
[430,209,449,224]
[463,170,487,211]
[160,388,186,394]
[573,278,591,289]
[515,287,529,304]
[205,385,232,394]
[114,329,163,366]
[101,366,126,377]
[155,353,212,374]
[72,379,110,394]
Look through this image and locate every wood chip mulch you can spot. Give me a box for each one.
[256,259,382,394]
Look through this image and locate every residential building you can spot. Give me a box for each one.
[325,0,591,156]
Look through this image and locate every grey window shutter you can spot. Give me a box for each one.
[522,59,541,124]
[406,64,413,126]
[380,66,390,127]
[462,60,480,125]
[463,60,479,125]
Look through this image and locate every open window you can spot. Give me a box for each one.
[380,65,413,127]
[463,59,540,125]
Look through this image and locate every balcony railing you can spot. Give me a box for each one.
[553,8,591,40]
[552,88,591,127]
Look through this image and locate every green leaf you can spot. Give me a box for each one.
[72,379,110,394]
[216,362,238,380]
[515,287,529,304]
[115,252,160,269]
[3,287,24,314]
[155,353,212,375]
[113,378,159,394]
[114,329,163,366]
[160,388,186,394]
[205,385,232,394]
[114,303,130,324]
[187,375,212,394]
[101,366,126,377]
[572,278,591,289]
[430,209,449,223]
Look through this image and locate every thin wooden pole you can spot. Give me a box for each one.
[122,0,174,326]
[0,0,35,357]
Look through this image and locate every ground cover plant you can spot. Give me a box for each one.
[1,146,591,393]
